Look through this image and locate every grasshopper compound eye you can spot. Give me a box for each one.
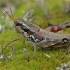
[14,20,22,26]
[15,21,20,26]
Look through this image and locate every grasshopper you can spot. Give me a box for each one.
[3,8,70,58]
[13,18,70,58]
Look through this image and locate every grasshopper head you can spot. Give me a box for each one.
[14,18,30,32]
[14,18,24,26]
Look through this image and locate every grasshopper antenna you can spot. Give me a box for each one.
[3,9,14,21]
[10,7,15,20]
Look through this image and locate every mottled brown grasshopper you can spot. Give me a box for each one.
[2,8,70,58]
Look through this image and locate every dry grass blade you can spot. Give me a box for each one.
[44,54,51,58]
[2,36,23,51]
